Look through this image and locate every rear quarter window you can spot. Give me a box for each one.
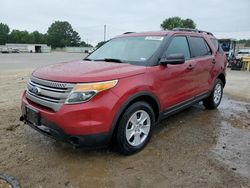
[211,38,219,50]
[211,38,224,54]
[189,37,212,57]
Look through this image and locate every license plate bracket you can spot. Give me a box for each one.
[26,106,40,125]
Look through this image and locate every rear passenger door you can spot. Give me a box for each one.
[188,36,215,95]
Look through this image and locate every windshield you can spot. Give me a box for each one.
[87,36,164,63]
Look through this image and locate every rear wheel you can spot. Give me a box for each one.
[116,101,155,155]
[203,79,223,109]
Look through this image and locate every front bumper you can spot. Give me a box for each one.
[20,115,110,147]
[21,90,119,147]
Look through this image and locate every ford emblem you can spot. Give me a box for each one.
[30,86,41,95]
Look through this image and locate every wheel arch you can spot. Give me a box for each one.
[217,73,226,87]
[109,91,160,139]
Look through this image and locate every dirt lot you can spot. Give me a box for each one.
[0,53,250,188]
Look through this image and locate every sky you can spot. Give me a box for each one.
[1,0,250,45]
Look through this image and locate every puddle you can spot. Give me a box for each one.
[209,98,250,179]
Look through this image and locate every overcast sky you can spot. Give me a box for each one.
[2,0,250,45]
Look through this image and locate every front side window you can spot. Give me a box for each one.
[165,36,190,59]
[87,36,164,64]
[190,37,212,57]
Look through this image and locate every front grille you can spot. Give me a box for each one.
[26,76,75,111]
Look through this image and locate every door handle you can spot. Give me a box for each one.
[212,59,216,64]
[187,64,194,70]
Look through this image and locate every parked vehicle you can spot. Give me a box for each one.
[20,28,227,155]
[230,58,243,70]
[1,47,10,53]
[218,38,236,60]
[236,49,250,60]
[0,47,20,53]
[229,49,250,70]
[9,48,20,53]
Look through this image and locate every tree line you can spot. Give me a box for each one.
[0,17,197,49]
[238,39,250,47]
[0,21,92,48]
[1,17,249,48]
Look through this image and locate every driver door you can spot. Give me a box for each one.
[155,36,197,109]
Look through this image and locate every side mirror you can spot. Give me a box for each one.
[160,53,185,65]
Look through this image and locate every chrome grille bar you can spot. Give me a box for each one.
[26,76,75,111]
[28,81,69,92]
[30,76,74,89]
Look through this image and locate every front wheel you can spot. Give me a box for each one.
[116,101,155,155]
[203,79,223,109]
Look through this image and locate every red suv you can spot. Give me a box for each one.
[21,28,227,155]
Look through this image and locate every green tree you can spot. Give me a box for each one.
[238,39,250,47]
[161,17,196,30]
[0,23,10,45]
[71,31,81,47]
[96,41,106,48]
[30,31,46,44]
[47,21,81,48]
[80,41,93,47]
[8,30,32,43]
[182,19,196,29]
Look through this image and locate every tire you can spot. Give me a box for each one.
[0,173,20,188]
[203,79,223,109]
[116,101,155,155]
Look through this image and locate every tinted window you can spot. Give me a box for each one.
[166,36,190,59]
[190,37,212,57]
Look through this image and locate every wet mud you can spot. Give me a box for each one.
[0,70,249,187]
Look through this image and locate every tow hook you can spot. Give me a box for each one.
[19,116,24,121]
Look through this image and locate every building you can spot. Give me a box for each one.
[0,43,51,53]
[54,47,95,53]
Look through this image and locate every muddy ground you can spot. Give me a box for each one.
[0,53,250,188]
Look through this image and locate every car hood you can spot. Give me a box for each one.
[32,60,146,83]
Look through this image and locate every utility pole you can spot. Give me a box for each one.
[104,24,107,42]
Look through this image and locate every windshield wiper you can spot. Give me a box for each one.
[94,58,123,63]
[83,58,92,61]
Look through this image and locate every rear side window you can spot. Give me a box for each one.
[166,36,190,59]
[189,37,212,57]
[211,38,224,54]
[211,38,219,50]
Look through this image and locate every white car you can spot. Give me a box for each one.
[1,47,10,53]
[236,50,250,60]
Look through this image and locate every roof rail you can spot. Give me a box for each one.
[172,28,213,36]
[123,32,135,34]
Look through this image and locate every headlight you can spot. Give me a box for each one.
[65,80,118,104]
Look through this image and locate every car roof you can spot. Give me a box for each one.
[115,29,215,39]
[116,31,170,38]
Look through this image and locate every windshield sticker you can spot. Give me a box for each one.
[140,57,146,61]
[145,36,163,41]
